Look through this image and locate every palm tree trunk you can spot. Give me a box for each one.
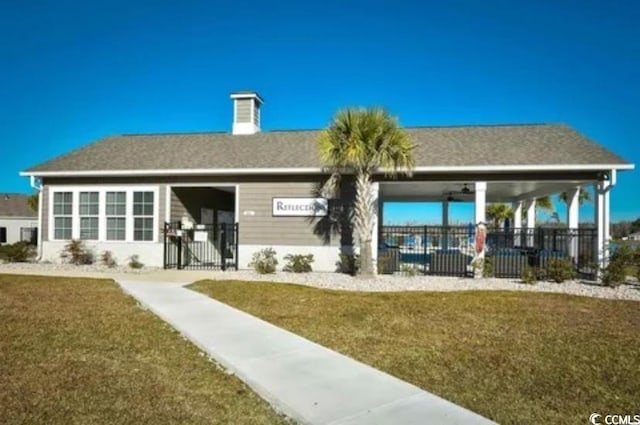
[354,171,375,276]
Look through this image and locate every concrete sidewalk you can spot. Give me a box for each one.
[119,280,495,425]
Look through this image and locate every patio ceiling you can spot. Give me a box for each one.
[380,180,592,203]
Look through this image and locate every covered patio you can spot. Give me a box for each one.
[372,170,620,278]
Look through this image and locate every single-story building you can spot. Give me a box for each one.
[20,91,634,273]
[627,232,640,241]
[0,193,38,245]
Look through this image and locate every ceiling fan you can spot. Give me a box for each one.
[443,184,475,201]
[450,183,475,195]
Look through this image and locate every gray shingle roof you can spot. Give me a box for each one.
[24,124,630,174]
[0,194,36,217]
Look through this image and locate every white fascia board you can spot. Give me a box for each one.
[20,168,326,177]
[19,163,635,178]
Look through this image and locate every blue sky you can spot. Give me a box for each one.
[1,0,638,223]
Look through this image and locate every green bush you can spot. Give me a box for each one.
[283,254,314,273]
[0,242,33,262]
[128,255,144,269]
[377,253,394,274]
[601,245,639,287]
[482,257,493,278]
[545,258,576,283]
[249,248,278,274]
[101,251,117,268]
[400,263,419,277]
[336,253,360,275]
[61,239,94,265]
[521,266,539,285]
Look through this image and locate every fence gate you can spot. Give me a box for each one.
[163,221,239,270]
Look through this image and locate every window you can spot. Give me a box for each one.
[0,227,6,244]
[79,192,99,240]
[20,227,37,244]
[106,191,126,241]
[53,192,73,240]
[133,191,154,241]
[49,187,157,242]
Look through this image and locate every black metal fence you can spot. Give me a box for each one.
[485,227,597,279]
[379,225,597,279]
[379,226,475,277]
[163,221,239,270]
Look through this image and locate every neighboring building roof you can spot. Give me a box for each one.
[0,194,37,218]
[22,124,632,175]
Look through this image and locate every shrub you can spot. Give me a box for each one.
[249,248,278,274]
[601,244,640,287]
[283,254,314,273]
[601,262,626,287]
[101,251,117,268]
[128,255,144,269]
[336,253,360,275]
[61,239,94,265]
[471,257,493,278]
[482,256,493,278]
[545,258,576,283]
[521,266,539,285]
[377,253,394,274]
[0,242,33,262]
[400,263,419,277]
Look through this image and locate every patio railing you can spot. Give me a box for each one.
[379,225,597,279]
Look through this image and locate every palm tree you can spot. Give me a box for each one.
[535,196,555,213]
[27,192,39,212]
[486,203,514,228]
[558,187,592,205]
[318,108,415,276]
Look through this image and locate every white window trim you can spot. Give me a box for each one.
[51,191,74,240]
[48,185,160,243]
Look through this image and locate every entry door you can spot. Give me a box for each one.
[201,208,214,225]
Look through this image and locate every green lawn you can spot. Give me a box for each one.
[0,275,287,425]
[191,280,640,425]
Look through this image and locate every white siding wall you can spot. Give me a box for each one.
[41,241,164,267]
[0,218,38,245]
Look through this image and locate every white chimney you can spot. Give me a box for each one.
[230,91,263,135]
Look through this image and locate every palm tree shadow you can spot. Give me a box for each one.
[307,177,355,261]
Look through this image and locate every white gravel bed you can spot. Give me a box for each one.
[0,261,161,275]
[1,262,638,301]
[202,270,640,301]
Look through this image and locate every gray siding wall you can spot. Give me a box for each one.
[235,99,252,123]
[40,175,355,247]
[238,181,354,247]
[253,104,260,126]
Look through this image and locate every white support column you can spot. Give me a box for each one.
[371,182,380,272]
[594,179,612,270]
[566,187,580,261]
[594,182,605,269]
[513,201,523,247]
[474,182,487,224]
[526,199,536,247]
[473,182,487,279]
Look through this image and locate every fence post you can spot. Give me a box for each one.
[221,226,227,271]
[163,222,167,269]
[177,236,183,270]
[423,225,427,274]
[235,223,239,271]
